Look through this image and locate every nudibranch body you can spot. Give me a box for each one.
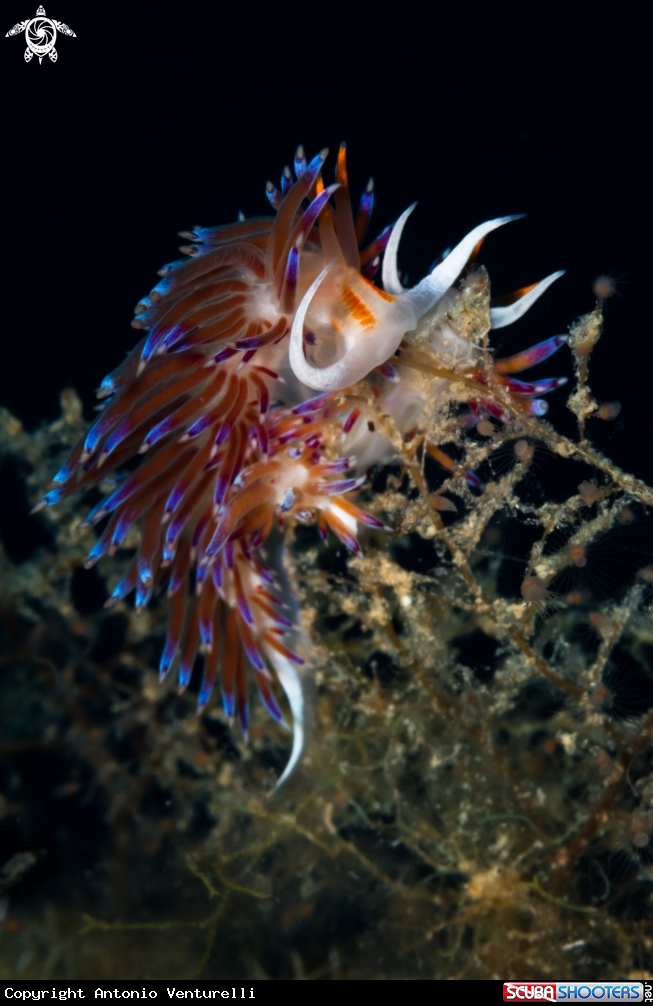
[36,144,567,784]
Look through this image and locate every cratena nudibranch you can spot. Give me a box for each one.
[35,144,568,784]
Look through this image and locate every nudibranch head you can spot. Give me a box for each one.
[288,203,523,392]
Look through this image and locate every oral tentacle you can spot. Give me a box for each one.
[490,270,566,329]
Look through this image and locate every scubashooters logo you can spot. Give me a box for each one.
[503,985,645,1001]
[5,5,75,63]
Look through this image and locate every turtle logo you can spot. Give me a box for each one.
[5,5,76,64]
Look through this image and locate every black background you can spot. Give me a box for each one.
[1,2,648,479]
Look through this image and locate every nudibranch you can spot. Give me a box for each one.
[35,144,567,784]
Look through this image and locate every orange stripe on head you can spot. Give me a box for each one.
[341,284,377,330]
[360,274,395,303]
